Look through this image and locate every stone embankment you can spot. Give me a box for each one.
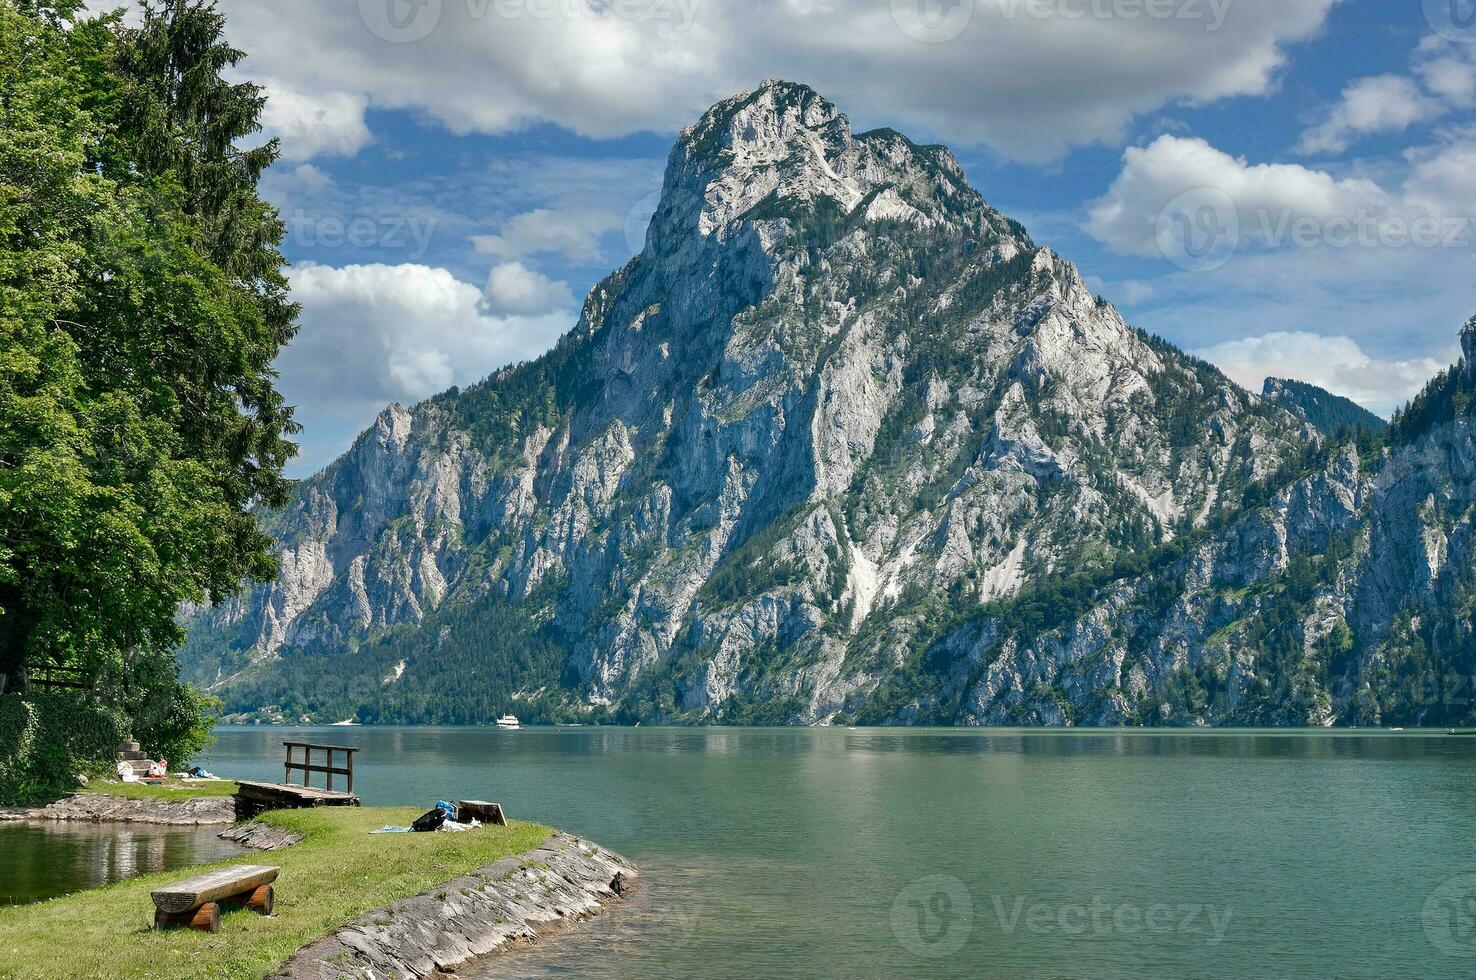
[272,833,636,979]
[219,821,303,850]
[0,791,236,825]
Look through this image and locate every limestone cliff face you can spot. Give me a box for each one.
[182,82,1476,727]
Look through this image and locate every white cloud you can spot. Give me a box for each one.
[1086,135,1396,257]
[1295,37,1476,157]
[285,164,334,193]
[1083,274,1154,306]
[1296,75,1438,156]
[1084,134,1475,389]
[1416,39,1476,108]
[472,208,622,262]
[211,0,1337,162]
[259,82,372,162]
[1193,331,1443,414]
[1117,280,1157,305]
[1405,134,1476,218]
[482,261,576,315]
[278,263,573,473]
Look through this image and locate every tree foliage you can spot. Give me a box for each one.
[0,0,295,796]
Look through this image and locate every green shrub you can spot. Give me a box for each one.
[0,692,129,805]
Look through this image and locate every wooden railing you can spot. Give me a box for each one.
[282,741,358,794]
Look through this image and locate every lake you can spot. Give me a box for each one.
[0,820,244,906]
[197,726,1476,978]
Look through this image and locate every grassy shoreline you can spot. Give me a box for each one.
[84,779,243,802]
[0,792,550,979]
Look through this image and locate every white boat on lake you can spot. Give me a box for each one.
[496,714,521,729]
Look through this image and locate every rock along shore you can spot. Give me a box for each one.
[0,791,236,825]
[271,832,636,980]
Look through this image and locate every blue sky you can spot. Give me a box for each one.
[143,0,1476,475]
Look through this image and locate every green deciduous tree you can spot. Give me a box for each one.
[0,0,296,798]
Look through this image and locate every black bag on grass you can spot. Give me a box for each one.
[411,807,447,832]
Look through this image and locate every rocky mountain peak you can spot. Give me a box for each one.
[653,80,994,248]
[678,80,846,163]
[185,85,1476,734]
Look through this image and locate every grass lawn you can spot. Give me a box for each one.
[85,779,243,802]
[0,806,550,979]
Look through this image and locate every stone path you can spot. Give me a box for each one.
[271,833,636,980]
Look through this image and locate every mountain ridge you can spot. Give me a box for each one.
[1261,377,1387,438]
[180,81,1476,728]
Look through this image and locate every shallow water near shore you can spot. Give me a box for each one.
[0,820,244,906]
[198,726,1476,978]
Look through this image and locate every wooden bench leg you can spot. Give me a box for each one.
[154,902,221,934]
[223,884,274,915]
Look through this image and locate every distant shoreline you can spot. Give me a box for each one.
[208,721,1460,734]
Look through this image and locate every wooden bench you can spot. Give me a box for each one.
[151,865,279,933]
[458,800,508,826]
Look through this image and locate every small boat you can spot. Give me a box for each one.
[1388,727,1404,732]
[496,714,521,730]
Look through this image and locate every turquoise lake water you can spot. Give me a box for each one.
[198,726,1476,978]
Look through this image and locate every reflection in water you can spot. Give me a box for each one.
[0,821,245,906]
[197,728,1476,979]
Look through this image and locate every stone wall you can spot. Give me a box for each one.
[273,833,635,980]
[0,791,236,825]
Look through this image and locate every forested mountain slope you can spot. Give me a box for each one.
[1262,378,1388,439]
